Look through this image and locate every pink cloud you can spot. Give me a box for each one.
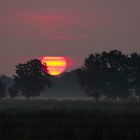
[0,11,107,40]
[47,35,89,40]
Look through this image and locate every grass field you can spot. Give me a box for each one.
[0,99,140,140]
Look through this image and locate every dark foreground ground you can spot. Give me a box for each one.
[0,99,140,140]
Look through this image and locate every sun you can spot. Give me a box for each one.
[41,56,67,76]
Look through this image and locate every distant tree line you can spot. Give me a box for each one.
[78,50,140,100]
[0,50,140,101]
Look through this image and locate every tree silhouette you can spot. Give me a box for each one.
[130,53,140,96]
[0,79,6,99]
[78,50,130,100]
[105,50,130,99]
[78,52,108,100]
[13,59,51,100]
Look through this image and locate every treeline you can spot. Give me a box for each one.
[0,50,140,101]
[78,50,140,100]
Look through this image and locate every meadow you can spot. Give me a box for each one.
[0,99,140,140]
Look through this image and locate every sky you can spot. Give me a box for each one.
[0,0,140,76]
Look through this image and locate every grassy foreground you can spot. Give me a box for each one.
[0,99,140,140]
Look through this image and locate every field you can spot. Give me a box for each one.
[0,99,140,140]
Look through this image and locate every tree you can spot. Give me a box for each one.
[130,53,140,96]
[78,52,108,100]
[105,50,130,99]
[13,59,51,100]
[78,50,130,100]
[0,79,6,99]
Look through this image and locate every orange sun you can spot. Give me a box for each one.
[41,56,67,76]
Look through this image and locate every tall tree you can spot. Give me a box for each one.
[13,59,51,100]
[105,50,130,99]
[78,52,108,100]
[78,50,130,100]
